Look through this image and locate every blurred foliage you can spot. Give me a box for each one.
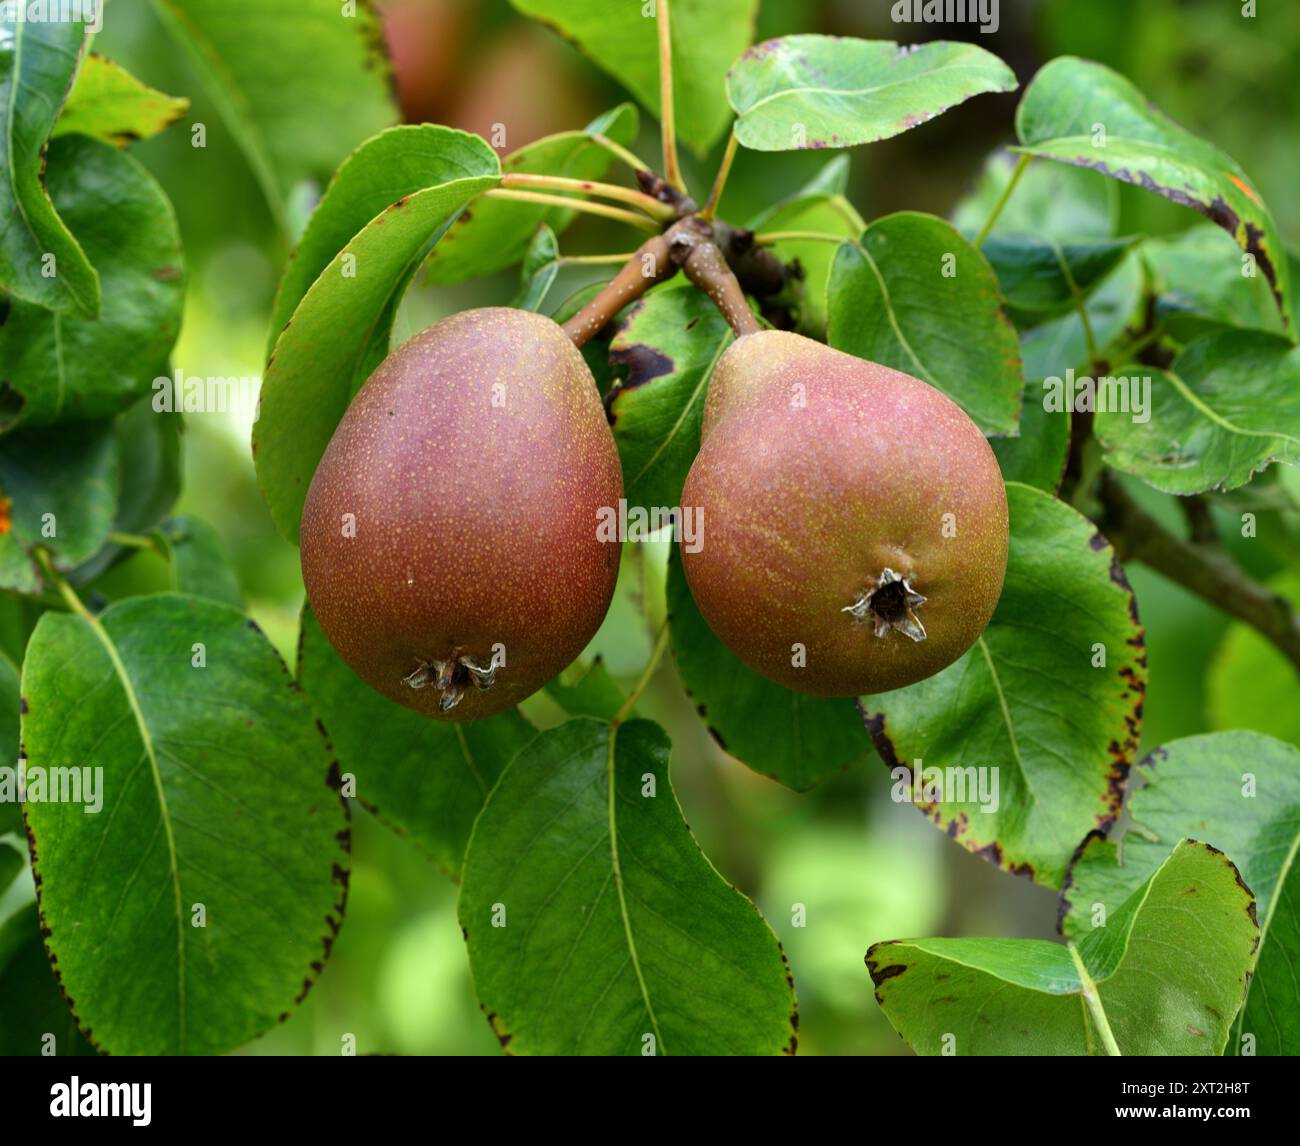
[0,0,1284,1056]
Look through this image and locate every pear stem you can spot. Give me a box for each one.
[669,217,761,338]
[561,233,678,348]
[973,153,1032,248]
[700,130,738,222]
[483,188,659,233]
[590,133,654,176]
[500,172,676,221]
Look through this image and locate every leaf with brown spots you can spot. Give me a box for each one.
[1060,731,1300,1055]
[870,840,1257,1055]
[862,483,1147,887]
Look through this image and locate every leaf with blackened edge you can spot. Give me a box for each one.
[460,718,797,1054]
[1059,731,1300,1056]
[862,483,1147,887]
[1015,56,1294,330]
[870,839,1258,1055]
[21,594,350,1054]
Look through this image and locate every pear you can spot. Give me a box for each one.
[680,331,1008,696]
[301,308,622,720]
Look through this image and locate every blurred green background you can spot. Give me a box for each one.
[19,0,1291,1055]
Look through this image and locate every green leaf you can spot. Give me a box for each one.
[827,212,1022,435]
[267,126,505,350]
[980,234,1138,325]
[0,652,19,836]
[667,551,869,791]
[0,10,98,315]
[0,419,118,593]
[149,0,397,234]
[113,401,182,535]
[21,594,349,1054]
[0,838,20,894]
[425,105,638,285]
[1018,249,1145,382]
[989,385,1069,493]
[53,53,189,146]
[158,516,243,607]
[512,223,561,312]
[746,155,864,336]
[0,135,185,431]
[511,0,755,155]
[1015,56,1295,332]
[544,657,626,722]
[1095,329,1300,495]
[863,483,1146,886]
[729,36,1017,152]
[869,839,1258,1055]
[297,607,533,880]
[460,718,797,1054]
[606,280,733,512]
[1208,572,1300,751]
[951,147,1118,242]
[1144,222,1287,341]
[1059,732,1300,1056]
[0,904,95,1056]
[253,150,500,545]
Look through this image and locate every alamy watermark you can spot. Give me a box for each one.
[153,369,260,419]
[1041,370,1151,423]
[891,0,999,34]
[0,1,102,33]
[596,500,703,554]
[891,759,1000,813]
[0,761,103,814]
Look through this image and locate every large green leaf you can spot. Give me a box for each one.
[268,125,504,351]
[989,385,1069,493]
[0,904,95,1056]
[149,0,397,233]
[1015,56,1294,331]
[863,483,1147,887]
[53,53,189,146]
[0,135,184,430]
[746,154,864,337]
[667,552,869,791]
[0,419,118,593]
[1095,330,1300,495]
[1144,222,1286,342]
[297,607,533,879]
[511,0,755,155]
[1060,732,1300,1056]
[729,36,1016,152]
[425,105,638,285]
[21,594,349,1054]
[0,10,98,314]
[827,211,1022,435]
[460,718,797,1054]
[606,280,733,512]
[253,150,501,545]
[869,840,1258,1055]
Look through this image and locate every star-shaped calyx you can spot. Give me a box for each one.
[403,653,499,712]
[842,568,928,642]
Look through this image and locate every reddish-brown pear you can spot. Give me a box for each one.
[300,307,622,720]
[680,330,1008,696]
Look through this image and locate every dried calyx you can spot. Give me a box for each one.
[403,653,499,712]
[843,568,928,643]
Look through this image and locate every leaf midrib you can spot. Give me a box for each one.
[78,609,186,1052]
[606,724,665,1053]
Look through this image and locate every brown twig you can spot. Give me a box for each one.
[560,233,677,348]
[1097,473,1300,673]
[667,217,762,338]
